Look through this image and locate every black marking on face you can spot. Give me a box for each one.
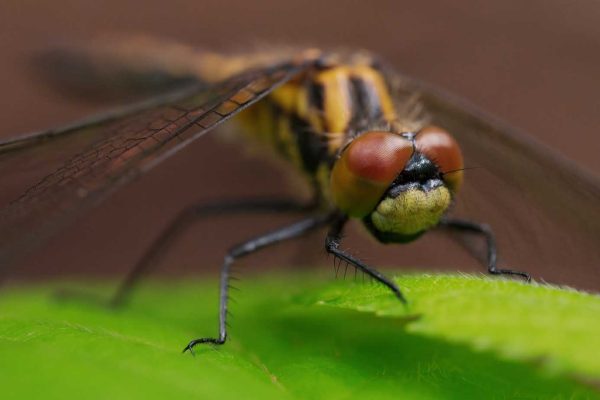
[388,152,443,196]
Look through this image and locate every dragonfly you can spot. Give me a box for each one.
[1,36,599,353]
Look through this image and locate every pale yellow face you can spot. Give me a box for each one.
[370,185,452,237]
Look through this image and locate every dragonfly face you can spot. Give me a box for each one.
[330,126,463,243]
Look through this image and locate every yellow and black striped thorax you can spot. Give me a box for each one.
[237,59,398,183]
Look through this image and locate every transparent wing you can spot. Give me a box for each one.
[390,71,600,287]
[0,61,310,271]
[31,35,217,103]
[31,35,307,103]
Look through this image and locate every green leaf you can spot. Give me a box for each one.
[311,273,600,382]
[0,273,598,399]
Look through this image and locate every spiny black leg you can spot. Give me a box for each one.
[109,197,319,308]
[183,213,335,354]
[438,217,531,282]
[324,215,407,304]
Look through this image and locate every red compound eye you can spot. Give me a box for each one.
[330,131,412,217]
[344,131,413,182]
[416,125,464,191]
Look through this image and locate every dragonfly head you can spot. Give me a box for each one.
[330,126,463,242]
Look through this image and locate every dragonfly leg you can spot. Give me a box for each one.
[183,213,334,354]
[438,218,531,282]
[110,197,320,308]
[324,214,407,304]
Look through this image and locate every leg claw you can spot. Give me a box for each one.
[493,269,532,283]
[182,338,225,355]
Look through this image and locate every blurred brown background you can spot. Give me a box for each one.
[1,1,599,289]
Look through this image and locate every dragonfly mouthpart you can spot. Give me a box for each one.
[364,152,452,243]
